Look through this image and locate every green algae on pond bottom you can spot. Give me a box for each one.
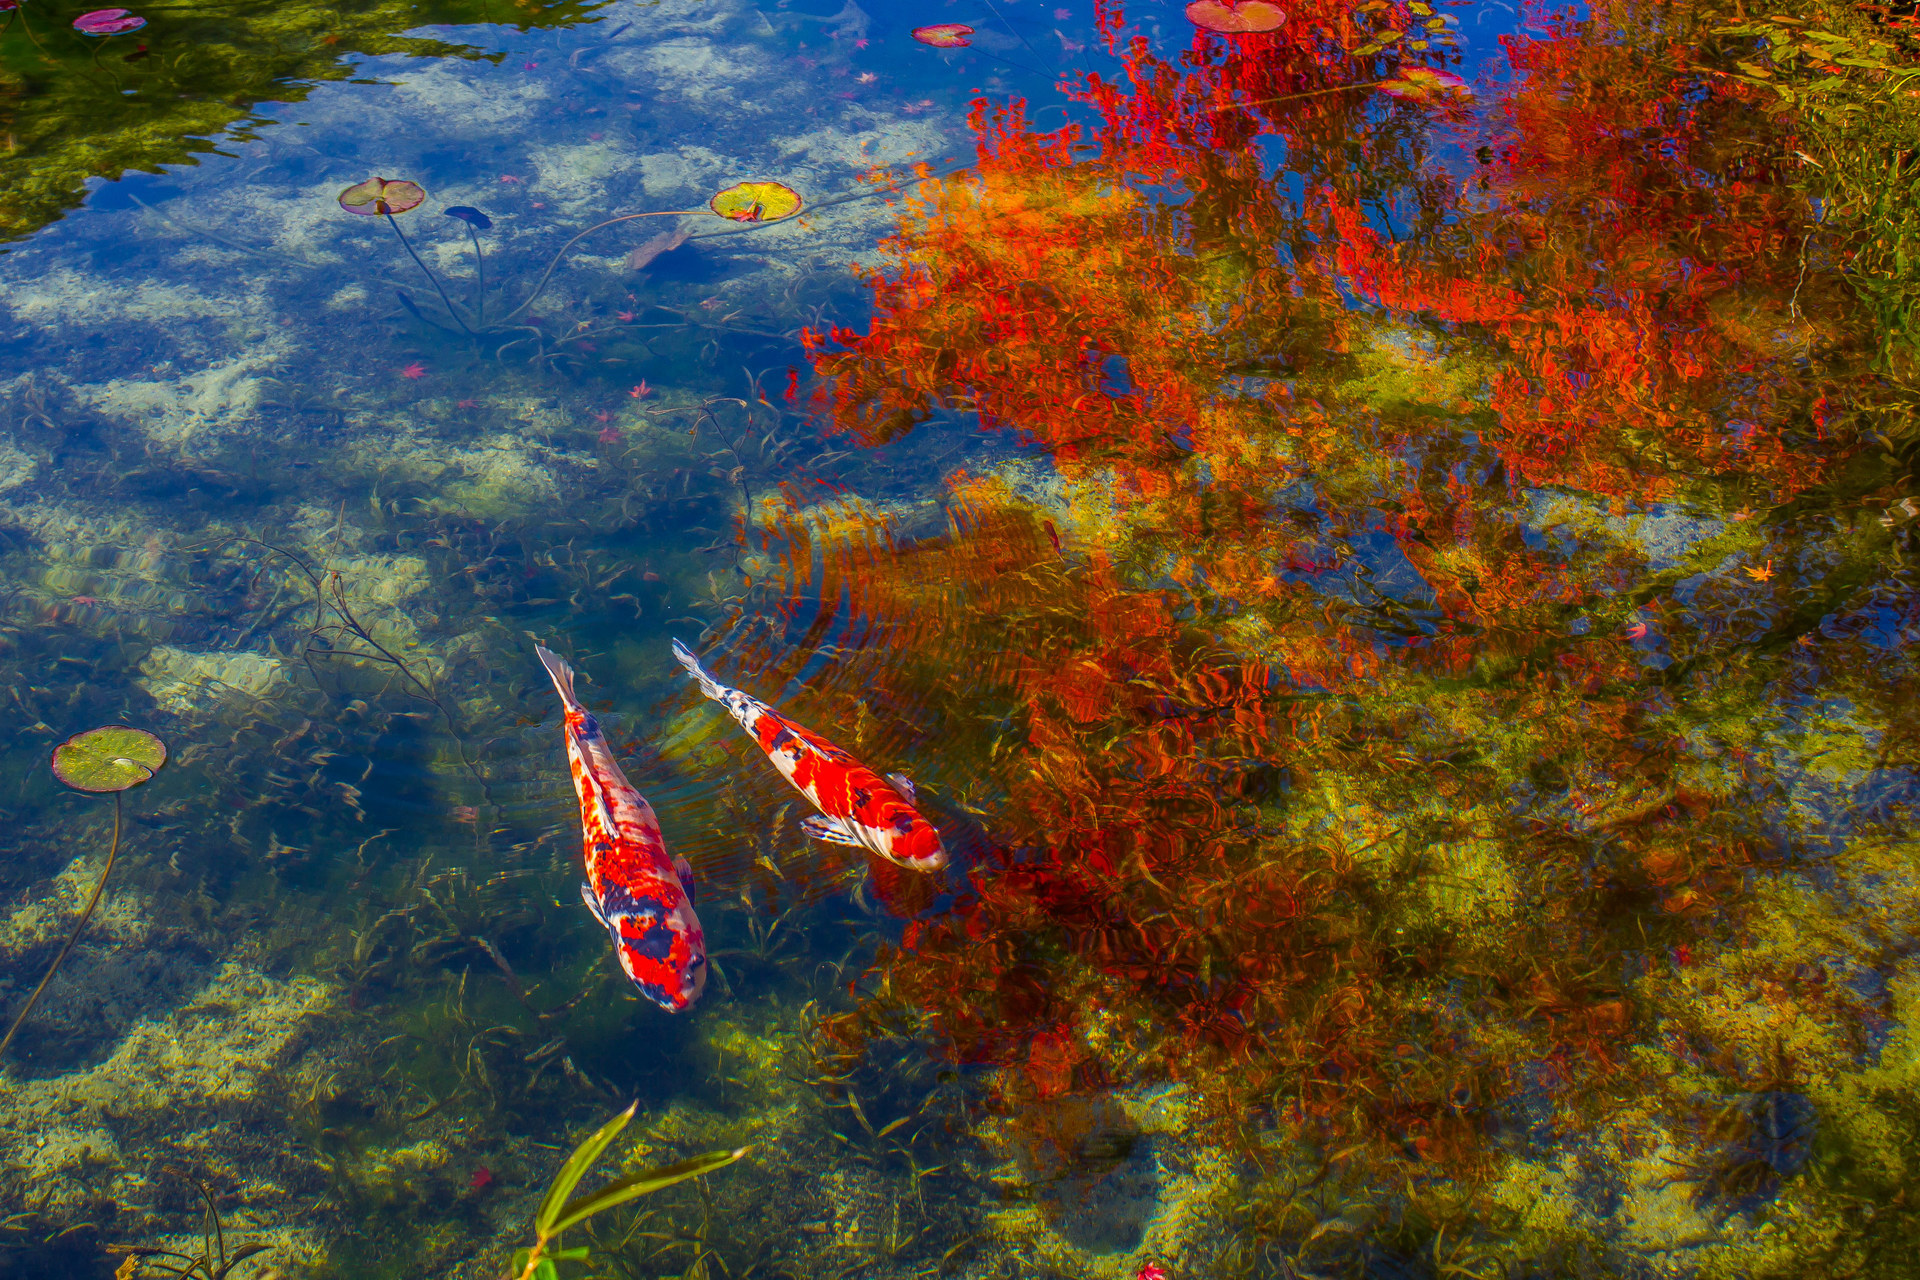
[0,0,614,246]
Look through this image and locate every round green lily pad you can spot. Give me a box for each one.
[51,726,167,793]
[709,181,802,223]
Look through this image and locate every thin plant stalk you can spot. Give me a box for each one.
[384,209,473,335]
[1202,81,1390,114]
[0,791,124,1062]
[981,0,1042,61]
[464,222,488,327]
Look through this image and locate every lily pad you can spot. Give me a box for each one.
[445,205,493,230]
[338,177,427,216]
[912,23,975,47]
[709,181,802,223]
[1186,1,1287,32]
[1376,67,1471,100]
[51,726,166,793]
[73,8,146,34]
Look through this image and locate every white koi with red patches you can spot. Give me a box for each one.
[672,640,946,872]
[537,644,706,1012]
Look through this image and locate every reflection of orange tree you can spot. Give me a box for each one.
[781,0,1917,1269]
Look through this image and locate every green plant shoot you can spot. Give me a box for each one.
[513,1103,748,1280]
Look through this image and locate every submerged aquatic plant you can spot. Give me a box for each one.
[512,1103,747,1280]
[445,205,494,325]
[339,177,477,336]
[0,726,166,1062]
[345,178,806,347]
[105,1180,271,1279]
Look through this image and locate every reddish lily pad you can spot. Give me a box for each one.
[338,177,427,216]
[1186,1,1286,31]
[51,726,166,793]
[912,23,975,47]
[709,181,802,223]
[1376,67,1471,100]
[73,8,146,34]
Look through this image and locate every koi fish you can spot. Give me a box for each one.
[671,640,946,872]
[536,643,706,1012]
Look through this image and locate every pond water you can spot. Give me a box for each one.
[2,0,1918,1276]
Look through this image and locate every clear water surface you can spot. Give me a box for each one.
[2,0,1918,1276]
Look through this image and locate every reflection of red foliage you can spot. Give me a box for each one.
[784,0,1852,1179]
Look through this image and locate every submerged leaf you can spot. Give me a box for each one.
[51,726,166,793]
[709,181,802,223]
[338,177,427,216]
[912,23,975,48]
[1186,0,1287,32]
[444,205,493,230]
[534,1104,636,1235]
[627,226,691,271]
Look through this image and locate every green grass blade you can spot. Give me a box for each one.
[534,1103,638,1235]
[547,1146,749,1235]
[213,1244,274,1279]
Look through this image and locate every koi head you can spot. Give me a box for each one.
[886,815,948,872]
[594,884,707,1012]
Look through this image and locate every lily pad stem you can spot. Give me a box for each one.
[494,209,709,328]
[1201,81,1389,114]
[384,210,473,335]
[0,790,126,1063]
[463,221,488,328]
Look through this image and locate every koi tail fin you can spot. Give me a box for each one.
[671,638,728,703]
[535,643,581,708]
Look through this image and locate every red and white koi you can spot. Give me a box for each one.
[537,643,706,1013]
[672,640,946,872]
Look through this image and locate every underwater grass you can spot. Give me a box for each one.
[512,1103,747,1280]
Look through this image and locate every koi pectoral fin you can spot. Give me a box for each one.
[674,855,697,904]
[885,772,917,804]
[801,814,864,848]
[581,882,612,930]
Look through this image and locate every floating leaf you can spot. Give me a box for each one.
[73,8,146,34]
[709,181,802,223]
[444,206,493,230]
[912,23,975,47]
[51,726,166,793]
[338,177,426,217]
[1376,67,1471,100]
[1186,0,1287,32]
